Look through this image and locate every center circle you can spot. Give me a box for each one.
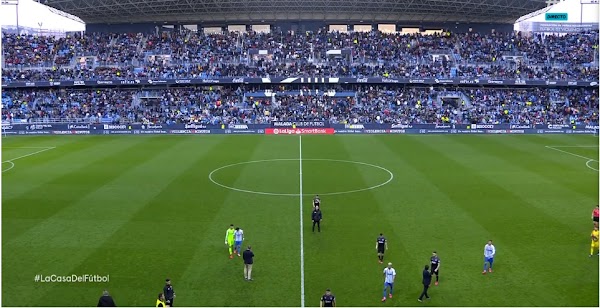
[208,158,394,196]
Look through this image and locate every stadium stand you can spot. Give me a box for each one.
[2,30,599,82]
[2,87,597,126]
[1,30,599,126]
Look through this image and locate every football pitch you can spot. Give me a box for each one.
[2,134,599,307]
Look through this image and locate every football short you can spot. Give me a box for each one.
[235,241,242,247]
[227,240,234,246]
[592,241,599,248]
[430,265,439,274]
[485,257,494,263]
[377,245,385,254]
[593,216,599,222]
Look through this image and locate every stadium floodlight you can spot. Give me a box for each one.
[545,0,562,5]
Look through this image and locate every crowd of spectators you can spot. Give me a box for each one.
[2,30,598,82]
[455,31,598,66]
[3,87,597,126]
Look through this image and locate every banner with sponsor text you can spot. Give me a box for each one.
[2,77,597,89]
[1,123,596,135]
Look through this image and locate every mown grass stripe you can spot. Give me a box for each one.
[3,136,221,306]
[176,136,301,307]
[406,135,590,306]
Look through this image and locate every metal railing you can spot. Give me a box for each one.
[10,117,135,124]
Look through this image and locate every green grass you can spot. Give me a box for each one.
[2,135,599,307]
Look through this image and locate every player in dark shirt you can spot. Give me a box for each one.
[418,265,432,302]
[430,251,440,286]
[320,289,336,307]
[313,195,321,209]
[163,279,175,306]
[312,205,322,232]
[376,233,388,264]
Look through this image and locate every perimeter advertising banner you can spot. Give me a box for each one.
[2,77,598,88]
[265,128,335,135]
[1,123,597,135]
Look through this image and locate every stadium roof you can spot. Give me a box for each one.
[45,0,549,24]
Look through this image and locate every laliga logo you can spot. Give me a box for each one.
[273,128,280,135]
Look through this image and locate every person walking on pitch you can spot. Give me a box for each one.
[225,224,235,259]
[320,289,336,307]
[163,279,175,307]
[376,233,388,264]
[312,205,322,232]
[381,262,396,302]
[243,246,255,281]
[234,227,244,257]
[418,265,431,302]
[590,226,599,257]
[483,240,496,274]
[430,251,440,285]
[313,195,321,209]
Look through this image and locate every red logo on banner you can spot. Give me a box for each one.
[265,128,335,135]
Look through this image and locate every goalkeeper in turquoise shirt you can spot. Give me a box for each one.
[225,224,235,259]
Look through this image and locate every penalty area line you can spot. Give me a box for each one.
[544,146,598,172]
[2,146,57,149]
[2,146,56,172]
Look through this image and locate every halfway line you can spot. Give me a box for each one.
[299,135,305,308]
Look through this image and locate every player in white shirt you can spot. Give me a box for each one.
[234,227,244,257]
[381,263,396,302]
[483,240,496,274]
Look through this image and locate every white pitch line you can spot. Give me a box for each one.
[2,161,15,172]
[545,145,598,148]
[207,158,394,196]
[545,146,598,172]
[4,147,56,162]
[2,146,57,149]
[2,147,56,172]
[299,135,305,308]
[545,146,597,161]
[586,160,599,172]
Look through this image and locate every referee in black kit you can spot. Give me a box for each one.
[163,279,175,306]
[312,205,322,232]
